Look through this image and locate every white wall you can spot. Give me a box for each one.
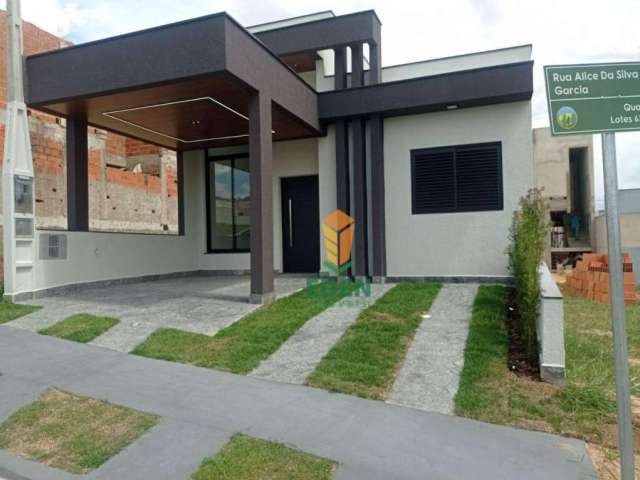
[33,151,203,291]
[318,125,337,274]
[382,45,531,83]
[384,101,534,278]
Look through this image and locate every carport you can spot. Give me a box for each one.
[24,13,321,304]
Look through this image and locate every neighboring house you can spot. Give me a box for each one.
[594,188,640,282]
[0,9,178,235]
[533,127,595,268]
[6,10,535,302]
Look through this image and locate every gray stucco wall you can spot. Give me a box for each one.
[383,101,534,278]
[619,189,640,214]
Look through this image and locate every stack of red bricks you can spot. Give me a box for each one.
[565,253,637,305]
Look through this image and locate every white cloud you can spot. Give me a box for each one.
[1,0,83,36]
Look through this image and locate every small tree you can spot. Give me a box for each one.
[508,189,550,363]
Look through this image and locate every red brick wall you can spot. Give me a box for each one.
[0,9,178,233]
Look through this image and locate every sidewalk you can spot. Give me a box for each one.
[0,327,596,480]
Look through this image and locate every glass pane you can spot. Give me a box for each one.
[233,157,251,250]
[210,160,234,250]
[14,176,33,215]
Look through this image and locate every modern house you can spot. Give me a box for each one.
[5,9,534,302]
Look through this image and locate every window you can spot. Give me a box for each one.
[206,155,251,252]
[411,142,503,214]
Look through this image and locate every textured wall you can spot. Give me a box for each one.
[384,101,534,277]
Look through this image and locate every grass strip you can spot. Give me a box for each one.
[306,283,441,400]
[39,314,119,343]
[0,389,158,474]
[454,285,509,415]
[133,281,354,374]
[454,285,623,451]
[0,302,41,325]
[191,434,336,480]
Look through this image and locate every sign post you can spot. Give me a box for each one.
[545,63,638,480]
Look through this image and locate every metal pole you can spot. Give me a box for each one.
[602,132,635,480]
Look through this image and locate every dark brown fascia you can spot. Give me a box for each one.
[24,12,319,133]
[254,10,381,55]
[318,61,534,121]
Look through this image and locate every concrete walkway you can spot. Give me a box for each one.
[0,327,596,480]
[5,276,306,353]
[251,283,395,384]
[388,284,479,414]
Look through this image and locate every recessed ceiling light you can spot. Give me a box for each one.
[191,120,201,126]
[446,104,459,110]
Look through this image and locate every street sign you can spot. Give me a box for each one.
[544,63,640,135]
[544,61,638,480]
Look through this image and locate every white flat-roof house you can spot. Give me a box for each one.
[5,10,534,302]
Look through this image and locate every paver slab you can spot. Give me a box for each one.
[250,283,395,384]
[387,283,478,414]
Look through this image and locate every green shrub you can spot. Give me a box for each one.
[508,189,550,362]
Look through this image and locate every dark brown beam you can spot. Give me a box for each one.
[352,118,367,277]
[334,47,349,217]
[176,151,185,236]
[335,47,347,90]
[66,117,89,232]
[351,43,364,88]
[319,61,534,120]
[249,91,275,304]
[335,121,349,214]
[369,115,386,279]
[368,42,381,85]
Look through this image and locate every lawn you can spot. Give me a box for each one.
[132,281,354,374]
[39,314,119,343]
[306,283,441,400]
[0,389,158,474]
[191,435,336,480]
[0,301,41,325]
[454,284,640,476]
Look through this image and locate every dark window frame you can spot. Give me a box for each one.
[205,152,251,254]
[410,141,503,215]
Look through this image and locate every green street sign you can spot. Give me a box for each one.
[544,63,640,135]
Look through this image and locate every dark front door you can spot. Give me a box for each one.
[281,175,320,273]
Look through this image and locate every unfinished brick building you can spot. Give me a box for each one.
[0,10,178,234]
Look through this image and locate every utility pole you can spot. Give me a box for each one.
[3,0,36,300]
[602,132,635,480]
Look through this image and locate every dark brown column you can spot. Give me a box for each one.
[66,117,89,232]
[370,115,386,280]
[352,117,367,278]
[334,47,347,90]
[176,150,185,236]
[351,43,364,88]
[335,47,349,215]
[249,91,275,304]
[368,42,381,85]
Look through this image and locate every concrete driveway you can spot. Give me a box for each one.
[6,275,307,352]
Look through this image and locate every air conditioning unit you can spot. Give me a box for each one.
[39,234,67,260]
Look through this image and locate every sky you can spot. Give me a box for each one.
[6,0,640,208]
